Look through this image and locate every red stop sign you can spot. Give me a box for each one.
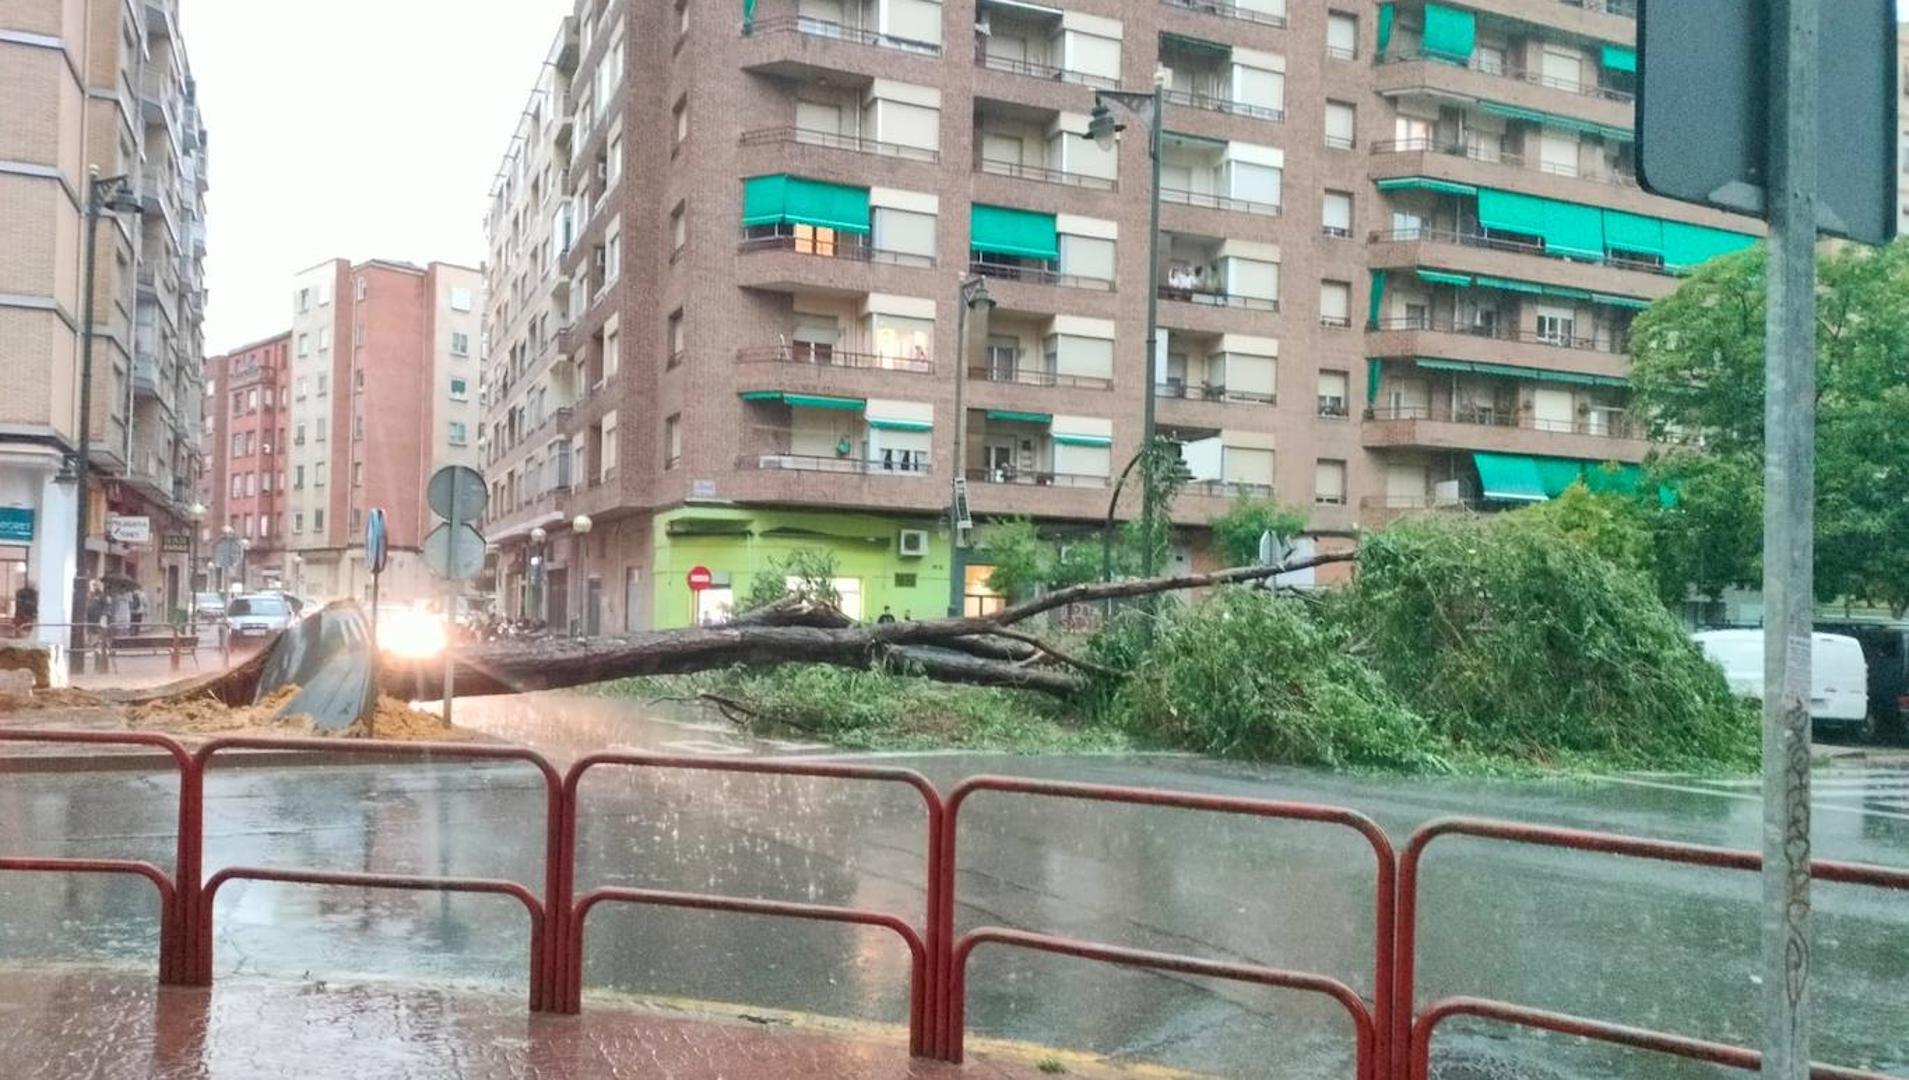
[686,566,714,591]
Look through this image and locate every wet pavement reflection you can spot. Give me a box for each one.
[0,691,1905,1078]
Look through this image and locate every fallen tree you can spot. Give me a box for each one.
[131,552,1353,706]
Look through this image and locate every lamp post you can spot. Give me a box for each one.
[68,167,144,672]
[1087,78,1167,578]
[947,277,994,618]
[219,524,235,594]
[571,513,593,637]
[187,502,205,627]
[528,525,547,622]
[289,553,303,598]
[238,538,251,593]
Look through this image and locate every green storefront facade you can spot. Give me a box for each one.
[651,506,953,627]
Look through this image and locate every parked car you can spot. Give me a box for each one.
[1814,620,1909,743]
[1693,629,1873,740]
[224,593,298,640]
[192,591,227,621]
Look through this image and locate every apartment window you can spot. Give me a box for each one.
[1317,370,1350,418]
[1057,234,1116,282]
[293,512,304,533]
[355,277,367,301]
[1314,459,1347,506]
[229,474,242,498]
[297,288,311,313]
[451,332,470,357]
[230,391,243,416]
[263,388,274,408]
[313,509,325,531]
[604,224,621,283]
[1319,281,1352,328]
[318,327,331,351]
[230,433,243,456]
[672,96,688,150]
[1536,306,1578,346]
[600,412,619,480]
[351,508,361,534]
[245,473,257,497]
[294,465,305,489]
[449,286,475,312]
[871,207,937,260]
[667,309,686,367]
[352,462,363,487]
[670,202,687,256]
[603,323,620,378]
[315,462,328,486]
[449,421,468,447]
[297,334,310,357]
[260,471,272,493]
[316,374,328,397]
[294,423,306,447]
[1539,129,1580,178]
[1326,12,1358,60]
[607,129,624,185]
[315,418,327,442]
[664,413,682,469]
[450,377,470,401]
[243,515,254,539]
[352,414,364,441]
[296,377,308,400]
[1322,191,1353,238]
[1325,102,1356,150]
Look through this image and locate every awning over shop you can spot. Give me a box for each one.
[970,204,1059,260]
[742,175,871,233]
[740,390,866,410]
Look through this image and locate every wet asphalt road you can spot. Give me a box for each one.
[0,692,1905,1079]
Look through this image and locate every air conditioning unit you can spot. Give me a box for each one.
[897,529,929,558]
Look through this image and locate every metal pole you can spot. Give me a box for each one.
[1759,0,1819,1075]
[69,174,104,674]
[948,293,969,619]
[1139,85,1164,579]
[443,487,457,726]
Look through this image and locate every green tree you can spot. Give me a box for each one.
[1208,497,1309,568]
[741,549,842,612]
[1628,239,1909,612]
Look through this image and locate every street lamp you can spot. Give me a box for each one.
[947,276,994,617]
[187,502,205,627]
[289,553,303,598]
[67,167,144,672]
[1085,76,1168,578]
[238,538,252,593]
[528,526,548,622]
[571,514,593,637]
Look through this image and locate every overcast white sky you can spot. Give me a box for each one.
[186,0,572,354]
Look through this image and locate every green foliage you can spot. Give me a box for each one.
[1099,588,1451,772]
[740,548,841,611]
[1629,239,1909,612]
[1208,497,1310,568]
[1343,514,1757,770]
[978,519,1100,600]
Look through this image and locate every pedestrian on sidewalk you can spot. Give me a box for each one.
[12,578,37,633]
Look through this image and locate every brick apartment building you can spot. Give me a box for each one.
[1,0,209,638]
[199,333,291,591]
[280,258,484,604]
[479,0,1759,633]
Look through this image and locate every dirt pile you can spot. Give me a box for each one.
[131,684,314,736]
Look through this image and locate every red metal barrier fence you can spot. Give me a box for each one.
[3,730,1907,1077]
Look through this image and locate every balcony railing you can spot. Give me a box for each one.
[1371,137,1526,167]
[1366,226,1679,277]
[1157,381,1275,406]
[1159,0,1288,29]
[1183,479,1275,499]
[738,344,935,375]
[739,228,936,268]
[741,452,934,476]
[745,15,942,57]
[1370,402,1639,439]
[1378,51,1636,104]
[1159,187,1281,217]
[1157,284,1279,312]
[740,126,939,163]
[968,259,1113,291]
[1369,315,1628,354]
[1161,87,1285,123]
[973,44,1118,88]
[976,156,1117,192]
[967,467,1109,489]
[972,365,1113,391]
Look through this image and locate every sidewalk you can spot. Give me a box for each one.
[0,966,1160,1080]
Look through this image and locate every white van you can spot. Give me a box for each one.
[1693,630,1872,736]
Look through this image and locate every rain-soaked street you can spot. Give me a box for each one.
[1,691,1905,1078]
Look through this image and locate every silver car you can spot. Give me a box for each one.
[224,593,297,639]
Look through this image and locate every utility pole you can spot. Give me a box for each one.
[947,277,991,617]
[1759,0,1820,1075]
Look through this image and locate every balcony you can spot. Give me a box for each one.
[1158,0,1288,30]
[1183,478,1275,499]
[741,125,939,164]
[970,364,1113,392]
[1158,34,1286,123]
[740,225,935,269]
[1373,54,1632,135]
[1366,227,1683,301]
[744,14,941,57]
[1157,381,1275,406]
[132,355,162,399]
[1157,281,1278,313]
[1369,138,1640,192]
[969,258,1112,292]
[738,344,934,376]
[1380,50,1633,105]
[1159,186,1280,217]
[1369,314,1627,360]
[976,155,1115,192]
[1161,86,1284,124]
[973,44,1118,90]
[966,467,1107,489]
[742,451,933,476]
[1364,400,1649,460]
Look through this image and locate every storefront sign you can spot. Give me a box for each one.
[0,507,33,543]
[107,515,152,545]
[161,532,190,554]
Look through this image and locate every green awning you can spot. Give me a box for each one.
[1662,221,1757,270]
[1534,457,1591,498]
[1478,188,1604,260]
[987,409,1051,423]
[1377,176,1478,196]
[1474,453,1547,503]
[1163,130,1227,150]
[1477,101,1634,143]
[1376,3,1395,58]
[970,204,1059,260]
[1473,274,1545,295]
[1160,31,1230,56]
[1601,45,1637,73]
[742,174,871,233]
[1422,2,1476,64]
[1367,357,1384,405]
[1603,210,1665,257]
[1592,293,1652,310]
[1367,269,1387,329]
[867,418,933,431]
[1052,433,1113,448]
[741,390,866,411]
[1583,462,1644,496]
[1542,285,1593,301]
[1417,269,1473,287]
[1414,357,1628,389]
[742,0,756,30]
